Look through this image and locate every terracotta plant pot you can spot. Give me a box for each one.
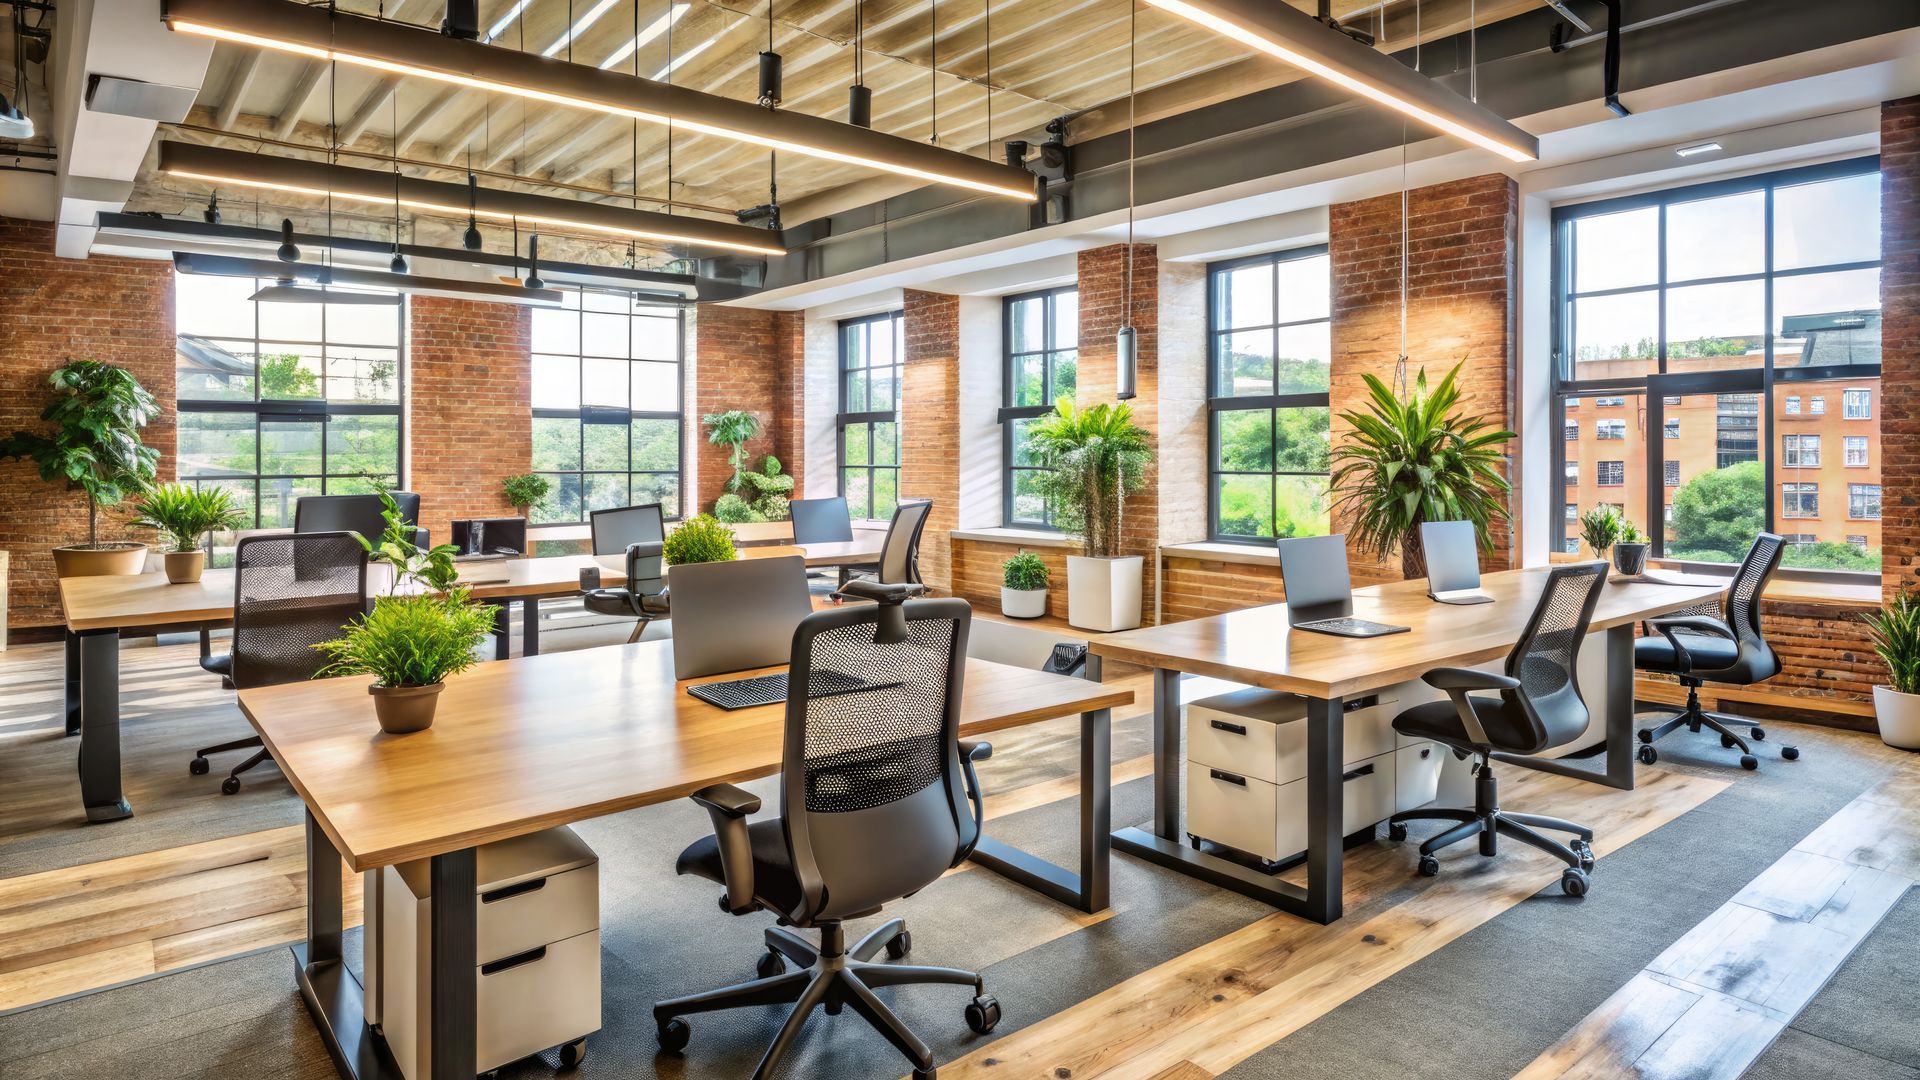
[163,549,207,584]
[370,682,444,734]
[52,543,148,578]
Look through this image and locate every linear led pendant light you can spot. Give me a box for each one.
[175,251,567,307]
[158,142,788,257]
[1140,0,1538,162]
[161,0,1038,201]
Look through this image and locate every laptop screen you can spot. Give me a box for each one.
[1420,520,1483,594]
[1276,534,1354,625]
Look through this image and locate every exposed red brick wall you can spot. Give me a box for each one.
[952,537,1072,619]
[1329,174,1518,579]
[692,304,781,513]
[769,309,806,491]
[901,290,961,590]
[0,220,175,629]
[408,296,530,545]
[1882,95,1920,600]
[1077,243,1162,621]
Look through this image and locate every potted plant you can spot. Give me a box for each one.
[1329,364,1513,579]
[1026,398,1154,632]
[1611,517,1651,576]
[702,409,761,511]
[129,483,246,584]
[1000,550,1050,619]
[714,455,797,523]
[1864,590,1920,751]
[502,473,552,519]
[1,360,161,577]
[663,513,738,566]
[317,491,494,733]
[1579,505,1627,564]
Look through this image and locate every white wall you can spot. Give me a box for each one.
[957,295,1004,529]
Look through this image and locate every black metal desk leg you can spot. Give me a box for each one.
[522,596,541,657]
[429,849,479,1080]
[308,811,344,964]
[492,604,511,661]
[294,812,400,1080]
[1150,667,1182,841]
[77,628,131,822]
[1079,707,1112,912]
[64,629,81,736]
[1492,623,1637,791]
[1303,695,1344,924]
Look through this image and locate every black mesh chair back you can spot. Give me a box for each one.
[779,598,973,923]
[590,503,664,556]
[452,517,527,555]
[877,500,933,584]
[1719,532,1785,680]
[295,492,421,545]
[790,496,855,544]
[229,532,369,692]
[1502,561,1609,753]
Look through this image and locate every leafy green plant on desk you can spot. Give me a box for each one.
[359,488,462,594]
[501,473,552,517]
[1865,590,1920,696]
[663,513,738,566]
[1578,504,1627,556]
[315,590,497,689]
[129,483,246,552]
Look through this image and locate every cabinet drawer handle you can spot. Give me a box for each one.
[1342,763,1376,782]
[1208,768,1247,786]
[1343,695,1380,712]
[1209,719,1247,736]
[481,878,547,904]
[481,945,547,976]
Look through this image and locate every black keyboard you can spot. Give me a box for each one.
[688,669,896,710]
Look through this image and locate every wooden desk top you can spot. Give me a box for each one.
[238,644,1133,872]
[1091,565,1726,699]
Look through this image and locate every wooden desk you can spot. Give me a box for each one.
[1090,566,1725,923]
[238,641,1130,1080]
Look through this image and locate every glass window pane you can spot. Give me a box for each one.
[841,324,865,371]
[175,275,256,338]
[176,337,255,402]
[630,360,678,411]
[1051,350,1077,401]
[261,419,323,476]
[532,473,581,524]
[582,312,627,357]
[1273,323,1331,394]
[532,354,580,409]
[1773,269,1881,370]
[1216,330,1274,396]
[582,289,630,314]
[1275,406,1330,473]
[532,307,580,354]
[1274,475,1330,539]
[1010,297,1045,353]
[256,478,320,529]
[1217,262,1273,330]
[1665,280,1765,372]
[178,412,256,478]
[631,472,679,518]
[1275,254,1330,322]
[841,469,870,520]
[533,417,581,471]
[869,364,897,412]
[1573,206,1658,292]
[1010,417,1040,468]
[845,369,869,412]
[1668,458,1764,564]
[583,473,629,513]
[1010,469,1049,526]
[869,319,897,367]
[325,300,399,346]
[326,415,399,481]
[582,422,628,471]
[1666,191,1764,282]
[257,347,324,400]
[1775,172,1880,270]
[1215,409,1273,472]
[1570,291,1658,376]
[581,356,627,407]
[872,421,898,467]
[630,418,678,472]
[631,314,678,360]
[872,470,899,522]
[195,477,257,537]
[1560,395,1648,554]
[257,298,321,342]
[1011,353,1045,407]
[1215,474,1273,539]
[1051,291,1078,349]
[325,347,399,403]
[843,424,871,467]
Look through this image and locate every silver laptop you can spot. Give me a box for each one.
[668,555,813,680]
[1276,534,1409,639]
[1421,520,1494,605]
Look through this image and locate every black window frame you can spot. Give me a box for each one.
[836,309,904,522]
[999,285,1078,528]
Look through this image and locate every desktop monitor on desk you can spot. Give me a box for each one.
[1421,520,1494,605]
[1275,534,1354,626]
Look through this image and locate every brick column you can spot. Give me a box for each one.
[1329,174,1518,581]
[408,296,531,545]
[901,289,961,591]
[691,304,780,513]
[1078,243,1162,620]
[770,310,806,493]
[1882,95,1920,600]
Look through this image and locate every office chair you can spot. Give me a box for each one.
[838,499,933,588]
[451,517,527,555]
[789,496,856,544]
[1385,561,1610,897]
[295,491,428,547]
[582,539,670,644]
[654,580,1001,1080]
[1632,533,1796,770]
[191,533,369,794]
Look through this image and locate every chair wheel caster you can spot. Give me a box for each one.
[1561,867,1590,897]
[1749,726,1765,741]
[1571,839,1595,872]
[557,1037,587,1070]
[757,950,785,979]
[1187,833,1201,850]
[1637,728,1653,744]
[189,757,210,776]
[221,776,241,795]
[886,929,912,960]
[1417,854,1440,877]
[1637,744,1658,765]
[1720,733,1738,749]
[1740,755,1758,771]
[1388,821,1408,842]
[657,1017,690,1053]
[966,994,1002,1034]
[1782,745,1800,761]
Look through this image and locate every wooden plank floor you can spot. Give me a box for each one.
[1515,774,1920,1080]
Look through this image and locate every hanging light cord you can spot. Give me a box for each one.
[1124,0,1136,326]
[983,0,992,157]
[928,0,938,143]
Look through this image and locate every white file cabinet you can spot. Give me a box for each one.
[1186,687,1444,863]
[372,825,601,1079]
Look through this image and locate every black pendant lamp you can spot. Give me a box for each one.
[523,234,545,290]
[276,218,300,262]
[1115,0,1138,401]
[463,173,483,251]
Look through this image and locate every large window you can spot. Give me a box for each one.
[837,311,903,522]
[175,274,403,550]
[529,289,683,523]
[1207,247,1332,541]
[1001,286,1077,527]
[1552,158,1882,574]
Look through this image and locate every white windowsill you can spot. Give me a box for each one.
[950,527,1080,550]
[1160,541,1278,567]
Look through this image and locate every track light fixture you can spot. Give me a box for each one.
[276,218,299,262]
[524,235,546,290]
[390,249,409,273]
[203,192,220,225]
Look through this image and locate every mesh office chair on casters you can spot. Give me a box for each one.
[1633,533,1797,770]
[838,499,934,588]
[191,533,369,794]
[1386,562,1610,897]
[655,580,1001,1080]
[582,503,670,643]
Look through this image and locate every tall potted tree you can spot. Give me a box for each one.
[702,409,760,511]
[1,360,161,577]
[1026,398,1153,632]
[1329,364,1514,579]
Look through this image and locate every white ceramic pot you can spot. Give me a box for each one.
[1066,554,1142,632]
[1000,586,1048,620]
[1873,684,1920,751]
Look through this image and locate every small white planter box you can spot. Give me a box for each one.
[1000,586,1048,620]
[1874,685,1920,750]
[1066,555,1142,632]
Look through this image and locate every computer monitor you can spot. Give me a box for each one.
[668,555,814,680]
[589,503,665,557]
[295,492,420,544]
[1276,534,1354,626]
[789,496,856,544]
[1420,520,1493,604]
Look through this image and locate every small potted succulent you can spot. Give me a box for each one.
[315,491,495,733]
[1611,517,1651,576]
[502,473,552,519]
[663,513,738,566]
[1578,504,1625,564]
[1000,550,1050,619]
[1864,589,1920,751]
[129,483,246,583]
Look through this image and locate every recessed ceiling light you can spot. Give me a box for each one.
[1675,142,1723,157]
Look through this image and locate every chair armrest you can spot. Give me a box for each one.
[1646,615,1735,676]
[689,783,760,914]
[954,741,993,863]
[1421,667,1521,693]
